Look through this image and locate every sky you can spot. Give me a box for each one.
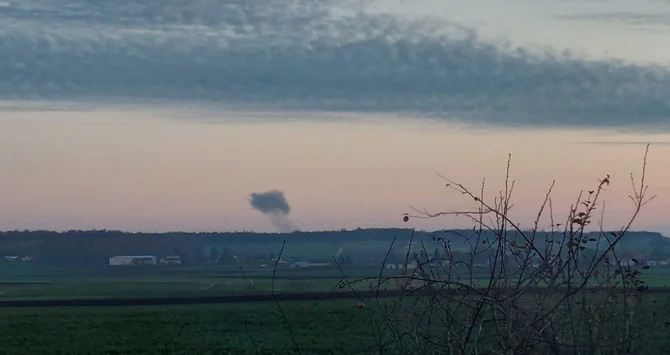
[1,0,670,234]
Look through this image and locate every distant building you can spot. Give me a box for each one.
[289,261,312,268]
[159,256,182,265]
[391,262,418,270]
[272,258,290,264]
[287,261,331,268]
[109,255,157,266]
[612,258,636,268]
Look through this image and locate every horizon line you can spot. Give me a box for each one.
[0,228,665,236]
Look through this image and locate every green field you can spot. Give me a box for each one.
[0,301,377,354]
[3,262,670,354]
[0,277,349,301]
[0,263,397,301]
[0,264,382,354]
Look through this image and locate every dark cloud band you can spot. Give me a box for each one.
[2,0,670,129]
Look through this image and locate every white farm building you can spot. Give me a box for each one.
[109,255,157,266]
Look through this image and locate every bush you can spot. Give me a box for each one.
[344,145,669,354]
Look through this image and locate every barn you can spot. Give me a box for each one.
[109,255,157,266]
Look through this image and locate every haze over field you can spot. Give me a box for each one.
[1,0,669,233]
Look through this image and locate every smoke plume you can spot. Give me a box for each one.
[249,190,299,233]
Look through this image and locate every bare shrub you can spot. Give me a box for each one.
[341,144,669,354]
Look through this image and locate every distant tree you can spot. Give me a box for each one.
[209,246,220,264]
[386,248,398,264]
[432,247,441,261]
[219,247,233,264]
[419,249,430,264]
[172,248,191,265]
[192,246,206,264]
[338,254,353,266]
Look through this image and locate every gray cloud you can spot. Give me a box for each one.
[249,190,298,233]
[556,12,670,26]
[2,0,670,129]
[0,102,93,112]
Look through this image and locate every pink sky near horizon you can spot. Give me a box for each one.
[0,107,669,235]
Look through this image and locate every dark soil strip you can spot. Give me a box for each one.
[1,287,669,308]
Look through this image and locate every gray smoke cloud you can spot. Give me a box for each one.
[249,190,298,233]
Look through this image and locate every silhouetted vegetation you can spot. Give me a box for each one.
[1,228,668,270]
[337,145,669,354]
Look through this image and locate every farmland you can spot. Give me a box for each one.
[0,263,398,354]
[0,301,377,354]
[4,229,670,353]
[0,263,395,301]
[1,262,670,353]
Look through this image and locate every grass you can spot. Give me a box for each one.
[0,300,377,354]
[0,263,383,300]
[4,262,670,301]
[0,264,384,353]
[4,295,668,355]
[3,261,670,354]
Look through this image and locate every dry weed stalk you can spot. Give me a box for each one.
[344,144,667,354]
